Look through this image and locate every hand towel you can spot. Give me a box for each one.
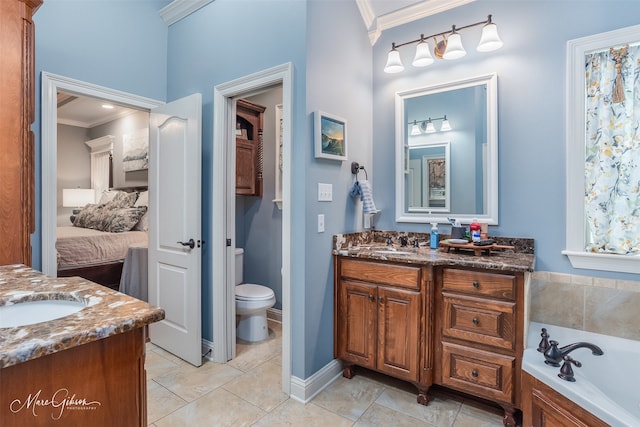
[358,180,378,214]
[349,181,362,198]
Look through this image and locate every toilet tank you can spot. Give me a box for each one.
[234,248,243,285]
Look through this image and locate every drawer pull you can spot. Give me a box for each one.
[378,296,384,303]
[368,295,374,302]
[472,317,479,326]
[472,369,478,378]
[472,280,479,289]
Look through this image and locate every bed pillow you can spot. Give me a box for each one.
[103,206,148,233]
[104,191,138,209]
[134,190,148,207]
[98,190,122,205]
[73,204,110,230]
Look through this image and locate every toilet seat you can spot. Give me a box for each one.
[236,283,274,301]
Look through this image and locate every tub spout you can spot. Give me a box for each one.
[544,340,604,367]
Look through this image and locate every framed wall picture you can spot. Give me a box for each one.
[314,111,347,161]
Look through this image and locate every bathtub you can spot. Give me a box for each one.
[523,321,640,427]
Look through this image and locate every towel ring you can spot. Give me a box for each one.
[351,161,368,181]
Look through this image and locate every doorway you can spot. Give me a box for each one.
[41,72,163,276]
[212,63,293,395]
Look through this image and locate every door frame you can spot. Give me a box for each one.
[41,72,164,276]
[212,63,293,395]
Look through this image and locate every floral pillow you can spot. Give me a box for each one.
[105,191,138,209]
[73,204,108,230]
[103,207,148,233]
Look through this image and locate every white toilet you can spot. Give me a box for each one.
[235,248,276,342]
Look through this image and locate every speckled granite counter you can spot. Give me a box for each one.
[333,230,535,272]
[0,264,165,369]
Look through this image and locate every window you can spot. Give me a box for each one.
[564,24,640,274]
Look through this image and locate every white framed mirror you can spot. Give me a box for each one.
[395,73,498,224]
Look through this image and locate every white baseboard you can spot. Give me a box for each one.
[267,307,282,323]
[289,359,343,404]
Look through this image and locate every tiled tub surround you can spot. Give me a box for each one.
[0,264,164,368]
[333,230,535,272]
[523,321,640,426]
[529,271,640,341]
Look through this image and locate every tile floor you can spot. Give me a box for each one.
[146,320,505,426]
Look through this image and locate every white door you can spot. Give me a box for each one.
[148,93,202,367]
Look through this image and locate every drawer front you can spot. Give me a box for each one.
[341,259,421,290]
[442,268,515,300]
[441,342,515,404]
[442,293,516,351]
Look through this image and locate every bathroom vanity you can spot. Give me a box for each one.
[0,265,164,427]
[333,231,534,426]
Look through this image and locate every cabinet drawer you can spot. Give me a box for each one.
[442,268,515,300]
[441,342,515,404]
[341,259,421,290]
[442,293,516,351]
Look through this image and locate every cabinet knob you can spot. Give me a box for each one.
[378,296,383,303]
[472,370,478,378]
[472,317,479,326]
[368,295,374,302]
[472,280,479,289]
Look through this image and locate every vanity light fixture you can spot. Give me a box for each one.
[408,116,452,135]
[384,14,502,73]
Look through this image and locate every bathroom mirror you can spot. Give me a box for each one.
[395,73,498,224]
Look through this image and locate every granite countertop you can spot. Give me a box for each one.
[333,231,535,272]
[0,264,165,369]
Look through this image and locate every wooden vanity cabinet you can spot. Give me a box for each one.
[334,257,433,402]
[521,372,608,427]
[0,0,41,266]
[235,99,266,197]
[435,267,525,426]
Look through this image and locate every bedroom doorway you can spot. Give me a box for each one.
[212,63,293,395]
[41,72,163,277]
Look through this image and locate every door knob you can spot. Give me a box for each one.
[178,239,195,249]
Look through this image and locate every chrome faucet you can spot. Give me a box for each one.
[543,340,604,367]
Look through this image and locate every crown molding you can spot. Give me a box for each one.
[159,0,213,26]
[362,0,476,45]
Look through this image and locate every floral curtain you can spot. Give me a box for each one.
[584,43,640,254]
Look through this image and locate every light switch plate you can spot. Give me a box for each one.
[318,183,332,201]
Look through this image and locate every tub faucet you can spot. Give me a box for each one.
[543,340,604,367]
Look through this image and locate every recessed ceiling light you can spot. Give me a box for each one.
[101,104,114,109]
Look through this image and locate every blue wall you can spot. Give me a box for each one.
[372,0,640,281]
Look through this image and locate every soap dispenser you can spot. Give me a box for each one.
[430,222,439,249]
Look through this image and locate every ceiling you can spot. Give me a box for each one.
[57,0,472,127]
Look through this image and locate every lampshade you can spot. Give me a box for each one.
[63,188,95,208]
[443,27,466,60]
[425,120,436,133]
[477,22,503,52]
[384,45,404,73]
[410,121,421,136]
[440,116,452,131]
[412,39,434,67]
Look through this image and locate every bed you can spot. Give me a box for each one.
[56,188,148,290]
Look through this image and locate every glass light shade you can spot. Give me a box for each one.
[412,41,434,67]
[425,121,436,133]
[443,32,466,60]
[440,118,452,131]
[62,188,95,207]
[477,23,503,52]
[384,49,404,73]
[410,122,421,136]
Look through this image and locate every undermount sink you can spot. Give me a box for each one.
[0,299,86,328]
[375,250,414,255]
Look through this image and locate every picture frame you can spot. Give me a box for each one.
[314,111,347,161]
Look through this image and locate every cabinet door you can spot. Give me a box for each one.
[336,280,377,369]
[235,139,256,195]
[377,286,421,382]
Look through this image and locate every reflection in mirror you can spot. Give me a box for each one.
[395,73,498,224]
[407,141,450,212]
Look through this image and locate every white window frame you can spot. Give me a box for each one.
[563,24,640,274]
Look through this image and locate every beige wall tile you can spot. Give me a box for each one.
[584,288,640,341]
[529,279,584,329]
